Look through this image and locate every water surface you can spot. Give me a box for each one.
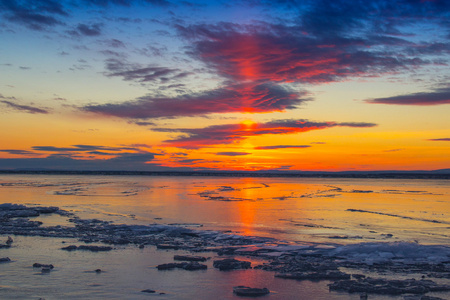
[0,174,448,299]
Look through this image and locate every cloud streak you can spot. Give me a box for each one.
[366,87,450,105]
[215,152,251,156]
[69,23,103,36]
[154,119,377,149]
[254,145,311,150]
[0,149,36,155]
[1,100,49,114]
[83,82,310,118]
[103,59,191,83]
[31,144,137,153]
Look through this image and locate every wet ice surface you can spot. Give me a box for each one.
[1,207,450,300]
[0,174,449,299]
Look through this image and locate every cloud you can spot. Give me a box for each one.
[0,152,157,171]
[365,87,450,105]
[81,0,171,7]
[1,100,49,114]
[83,82,310,118]
[0,0,67,30]
[0,143,163,171]
[293,0,450,39]
[129,121,157,126]
[102,58,191,84]
[176,158,204,163]
[215,152,251,156]
[81,0,133,7]
[0,149,36,155]
[137,45,168,57]
[254,145,311,150]
[143,0,171,6]
[337,122,380,127]
[300,0,370,38]
[78,0,449,121]
[31,144,137,153]
[0,144,160,160]
[154,119,376,149]
[383,148,404,152]
[176,21,431,85]
[69,23,103,36]
[103,38,126,48]
[428,138,450,142]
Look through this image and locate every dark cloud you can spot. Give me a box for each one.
[83,82,309,118]
[0,0,67,30]
[0,149,35,155]
[129,121,157,126]
[0,0,169,32]
[297,0,450,38]
[0,152,158,171]
[102,58,191,84]
[86,151,117,156]
[32,144,136,152]
[215,152,251,156]
[81,0,171,7]
[337,122,380,127]
[73,23,103,36]
[154,119,376,149]
[1,100,49,114]
[99,50,128,58]
[137,45,168,57]
[171,152,188,156]
[176,158,203,163]
[254,145,311,150]
[123,143,153,148]
[81,0,133,6]
[366,87,450,105]
[104,38,126,48]
[383,148,404,152]
[428,138,450,141]
[304,0,367,35]
[144,0,171,6]
[109,66,183,82]
[0,143,162,171]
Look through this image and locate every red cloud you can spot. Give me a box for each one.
[177,23,427,85]
[154,119,376,149]
[83,19,443,120]
[83,82,309,118]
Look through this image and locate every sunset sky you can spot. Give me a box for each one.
[0,0,449,172]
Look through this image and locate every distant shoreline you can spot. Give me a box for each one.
[0,169,449,179]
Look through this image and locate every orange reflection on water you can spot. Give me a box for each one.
[230,179,311,237]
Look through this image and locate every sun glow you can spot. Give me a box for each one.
[240,120,257,130]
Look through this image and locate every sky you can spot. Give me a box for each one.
[0,0,449,172]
